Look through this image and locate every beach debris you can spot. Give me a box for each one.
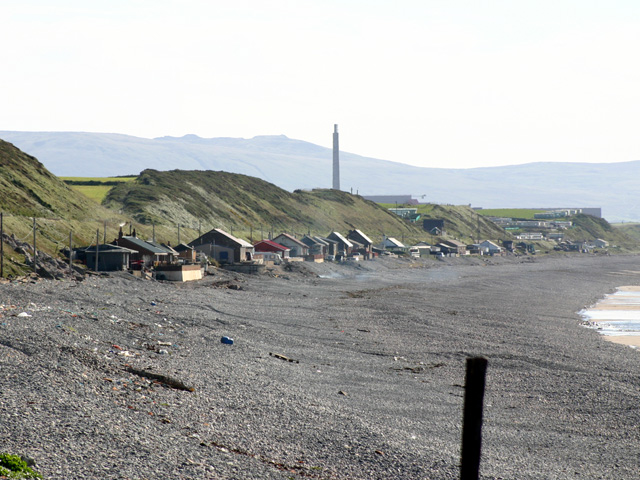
[375,450,385,456]
[407,365,427,373]
[17,312,32,317]
[212,280,243,290]
[125,366,195,392]
[338,390,347,396]
[221,336,234,345]
[269,352,299,363]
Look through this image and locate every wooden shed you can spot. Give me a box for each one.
[188,228,254,264]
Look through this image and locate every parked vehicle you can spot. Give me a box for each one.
[348,253,361,262]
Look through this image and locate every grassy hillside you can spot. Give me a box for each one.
[0,140,102,219]
[562,214,636,250]
[103,169,427,244]
[613,223,640,245]
[378,202,511,244]
[0,142,192,275]
[418,204,510,243]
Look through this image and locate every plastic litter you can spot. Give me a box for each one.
[221,336,234,345]
[17,312,32,317]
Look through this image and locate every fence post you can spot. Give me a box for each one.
[460,356,488,480]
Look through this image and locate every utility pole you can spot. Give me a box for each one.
[69,230,73,273]
[32,217,37,273]
[95,229,100,272]
[0,212,3,278]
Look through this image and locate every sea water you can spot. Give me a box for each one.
[580,288,640,347]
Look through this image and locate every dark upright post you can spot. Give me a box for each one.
[460,356,488,480]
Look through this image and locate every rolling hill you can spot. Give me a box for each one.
[0,139,99,219]
[0,139,508,254]
[2,131,640,222]
[102,169,430,244]
[1,138,634,263]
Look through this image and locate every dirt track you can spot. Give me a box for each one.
[1,254,640,479]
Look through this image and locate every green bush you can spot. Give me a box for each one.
[0,453,42,479]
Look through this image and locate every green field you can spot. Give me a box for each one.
[61,177,136,204]
[475,208,545,219]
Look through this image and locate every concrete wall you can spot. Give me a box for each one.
[155,265,203,282]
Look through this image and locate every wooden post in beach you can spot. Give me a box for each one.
[460,356,488,480]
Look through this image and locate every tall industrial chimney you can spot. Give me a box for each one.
[332,124,340,190]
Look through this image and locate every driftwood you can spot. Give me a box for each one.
[269,352,299,363]
[125,366,195,392]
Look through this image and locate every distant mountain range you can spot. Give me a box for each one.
[1,131,639,222]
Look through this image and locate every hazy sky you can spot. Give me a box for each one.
[3,1,640,169]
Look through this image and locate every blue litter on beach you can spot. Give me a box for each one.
[221,336,234,345]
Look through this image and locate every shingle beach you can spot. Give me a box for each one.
[1,254,640,479]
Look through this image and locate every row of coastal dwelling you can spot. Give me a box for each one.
[77,226,513,282]
[76,227,379,281]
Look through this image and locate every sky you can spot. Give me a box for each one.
[2,1,640,169]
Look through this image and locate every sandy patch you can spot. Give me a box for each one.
[602,335,640,348]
